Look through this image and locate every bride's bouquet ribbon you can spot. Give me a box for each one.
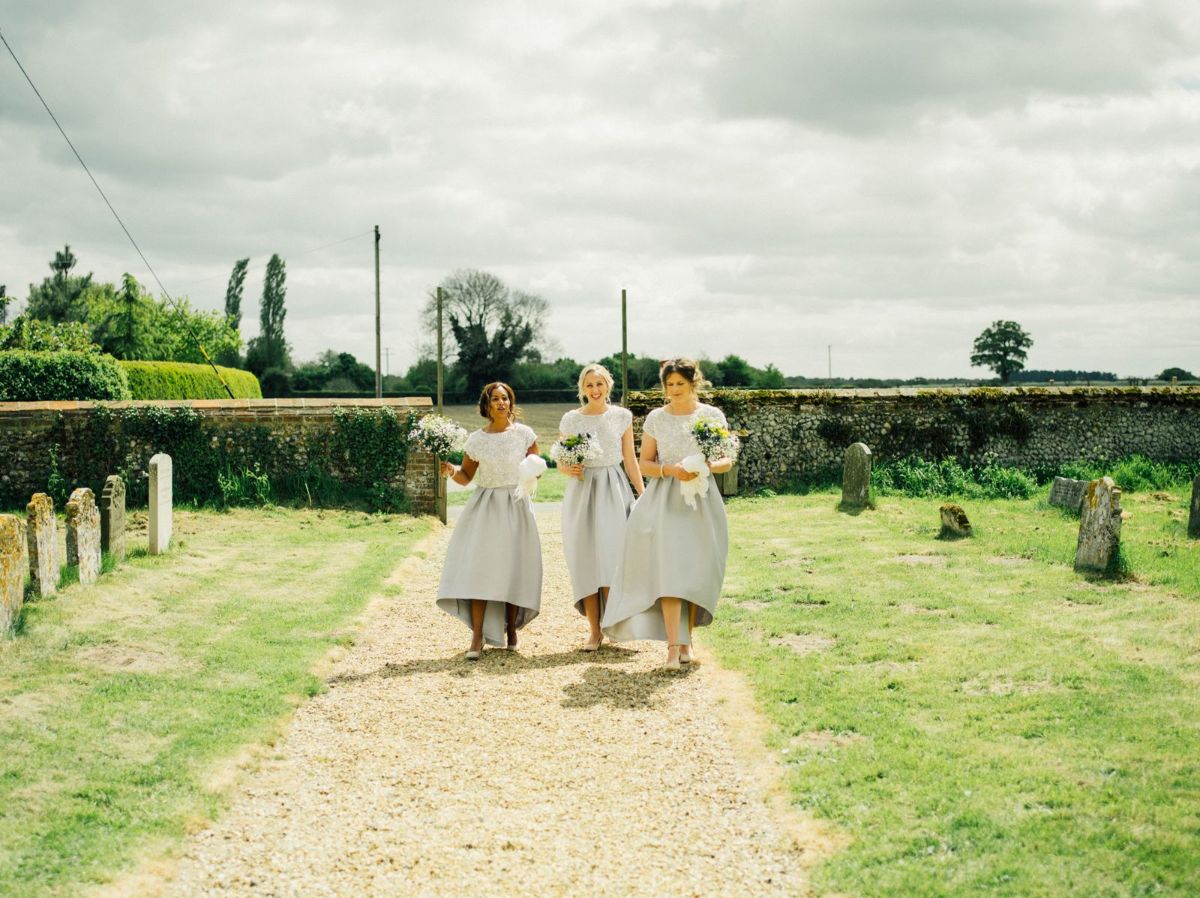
[513,454,547,501]
[678,453,710,510]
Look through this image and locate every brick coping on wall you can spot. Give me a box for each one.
[0,397,434,413]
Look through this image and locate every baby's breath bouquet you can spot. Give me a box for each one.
[550,432,601,467]
[409,414,468,456]
[691,418,741,463]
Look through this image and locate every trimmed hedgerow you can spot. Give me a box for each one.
[0,350,131,401]
[119,360,262,400]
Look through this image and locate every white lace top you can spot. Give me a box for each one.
[558,405,633,467]
[463,423,538,488]
[642,404,729,465]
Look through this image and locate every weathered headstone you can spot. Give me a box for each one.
[1048,476,1088,514]
[840,443,872,508]
[66,487,102,585]
[149,453,173,555]
[26,493,59,597]
[100,475,127,563]
[1074,477,1123,575]
[1,515,27,632]
[938,503,972,539]
[1188,475,1200,540]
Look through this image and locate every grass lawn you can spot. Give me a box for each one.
[0,508,430,898]
[706,487,1200,898]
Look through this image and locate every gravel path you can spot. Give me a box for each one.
[168,506,811,897]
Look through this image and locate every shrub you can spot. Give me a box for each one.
[0,350,131,401]
[119,360,262,400]
[0,317,99,353]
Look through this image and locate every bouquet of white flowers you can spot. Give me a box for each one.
[409,414,468,457]
[549,432,601,467]
[691,418,741,463]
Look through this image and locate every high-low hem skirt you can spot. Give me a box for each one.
[562,463,634,616]
[436,485,542,647]
[600,474,727,645]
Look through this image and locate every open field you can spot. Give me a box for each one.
[706,487,1200,898]
[441,402,577,443]
[0,509,430,898]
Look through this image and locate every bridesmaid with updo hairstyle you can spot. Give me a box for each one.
[601,358,734,669]
[437,382,542,659]
[557,363,645,651]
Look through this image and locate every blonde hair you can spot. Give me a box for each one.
[577,363,615,404]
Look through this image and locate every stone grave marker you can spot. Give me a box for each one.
[26,493,59,597]
[66,487,102,585]
[1074,477,1123,575]
[1188,475,1200,540]
[1048,476,1089,514]
[100,475,127,563]
[938,504,972,538]
[840,443,872,508]
[1,515,26,632]
[149,454,173,554]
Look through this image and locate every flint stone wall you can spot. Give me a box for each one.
[0,398,437,515]
[627,386,1200,491]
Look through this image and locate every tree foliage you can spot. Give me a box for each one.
[0,316,99,353]
[91,274,157,359]
[1157,367,1195,382]
[420,270,549,396]
[26,244,94,323]
[970,320,1033,384]
[224,257,249,332]
[292,350,376,393]
[246,254,290,376]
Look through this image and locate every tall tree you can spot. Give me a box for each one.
[970,320,1033,384]
[26,244,94,323]
[92,273,156,359]
[224,257,249,332]
[419,270,549,396]
[245,254,290,375]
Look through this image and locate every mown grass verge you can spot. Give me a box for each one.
[0,508,430,897]
[706,486,1199,898]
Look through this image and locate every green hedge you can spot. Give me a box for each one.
[119,361,262,400]
[0,350,132,401]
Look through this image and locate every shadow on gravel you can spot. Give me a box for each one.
[328,645,641,686]
[560,663,696,711]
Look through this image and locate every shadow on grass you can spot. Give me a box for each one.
[836,500,874,516]
[328,644,642,685]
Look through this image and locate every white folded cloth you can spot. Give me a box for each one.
[513,454,548,500]
[678,453,710,510]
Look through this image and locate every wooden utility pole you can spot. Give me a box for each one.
[436,286,444,414]
[621,288,628,406]
[373,225,381,399]
[827,344,832,381]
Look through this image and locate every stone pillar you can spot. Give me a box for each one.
[1074,477,1123,575]
[840,443,872,509]
[100,475,127,563]
[26,493,59,597]
[1,515,26,633]
[66,487,102,585]
[149,454,173,555]
[1188,475,1200,540]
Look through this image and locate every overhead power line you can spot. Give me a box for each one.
[1,25,234,398]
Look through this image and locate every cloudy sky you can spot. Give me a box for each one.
[2,0,1197,378]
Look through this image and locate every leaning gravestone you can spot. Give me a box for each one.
[100,475,127,563]
[66,487,102,585]
[1074,477,1123,575]
[938,503,972,538]
[841,443,872,508]
[1189,475,1200,540]
[26,493,59,597]
[149,454,173,555]
[1048,476,1089,514]
[1,515,27,632]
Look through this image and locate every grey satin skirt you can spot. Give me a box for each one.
[436,486,542,647]
[562,464,634,614]
[600,474,728,644]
